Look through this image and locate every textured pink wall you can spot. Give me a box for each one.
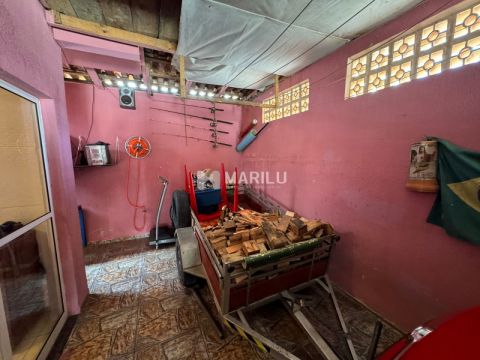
[241,0,480,331]
[0,0,88,313]
[66,83,241,243]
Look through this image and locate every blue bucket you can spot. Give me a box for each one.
[196,189,221,214]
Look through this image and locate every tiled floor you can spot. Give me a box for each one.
[61,240,266,360]
[60,239,403,360]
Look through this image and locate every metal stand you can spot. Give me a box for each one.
[224,276,360,360]
[149,176,176,248]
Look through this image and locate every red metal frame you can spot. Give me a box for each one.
[228,260,329,311]
[185,163,238,222]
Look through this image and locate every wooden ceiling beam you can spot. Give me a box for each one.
[218,86,228,96]
[274,75,279,108]
[139,48,151,92]
[86,68,103,88]
[179,55,186,98]
[245,90,259,101]
[47,10,177,53]
[183,95,275,108]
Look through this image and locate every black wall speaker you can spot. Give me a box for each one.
[119,87,135,109]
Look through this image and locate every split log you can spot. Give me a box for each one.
[224,220,236,230]
[290,218,307,237]
[233,274,248,285]
[255,237,267,244]
[276,215,291,233]
[221,252,244,264]
[305,220,323,235]
[257,243,268,253]
[210,236,227,244]
[242,240,260,255]
[262,221,289,249]
[226,244,243,254]
[286,231,299,242]
[249,227,263,239]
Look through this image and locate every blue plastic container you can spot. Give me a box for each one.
[195,188,221,214]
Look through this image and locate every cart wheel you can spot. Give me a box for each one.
[171,190,191,229]
[176,238,199,287]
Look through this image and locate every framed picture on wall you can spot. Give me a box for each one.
[406,140,439,192]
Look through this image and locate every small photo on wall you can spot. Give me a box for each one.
[409,141,438,179]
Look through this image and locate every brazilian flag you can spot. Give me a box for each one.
[427,139,480,245]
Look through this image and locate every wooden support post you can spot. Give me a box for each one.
[179,55,186,98]
[86,68,103,88]
[274,74,280,108]
[140,48,151,92]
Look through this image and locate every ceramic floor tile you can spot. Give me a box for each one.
[162,329,209,360]
[134,343,166,360]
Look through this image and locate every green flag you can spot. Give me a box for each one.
[427,139,480,245]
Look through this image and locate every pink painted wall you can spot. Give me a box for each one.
[65,83,241,243]
[241,0,480,331]
[0,0,88,313]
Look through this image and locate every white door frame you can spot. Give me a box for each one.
[0,79,68,360]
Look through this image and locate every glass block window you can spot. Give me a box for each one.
[450,35,480,68]
[346,1,480,99]
[262,80,309,123]
[393,34,416,62]
[390,61,412,86]
[454,4,480,39]
[420,20,449,52]
[368,70,388,93]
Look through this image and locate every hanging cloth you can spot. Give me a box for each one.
[427,138,480,245]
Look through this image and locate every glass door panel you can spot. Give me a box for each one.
[0,219,63,360]
[0,81,65,360]
[0,87,50,231]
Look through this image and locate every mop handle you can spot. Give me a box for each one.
[155,176,169,241]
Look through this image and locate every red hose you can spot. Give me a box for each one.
[126,157,146,231]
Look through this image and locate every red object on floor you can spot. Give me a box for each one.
[379,306,480,359]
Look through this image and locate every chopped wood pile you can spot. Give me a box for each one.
[202,209,335,265]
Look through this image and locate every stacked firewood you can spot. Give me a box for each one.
[202,209,334,265]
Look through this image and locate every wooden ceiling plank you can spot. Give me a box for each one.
[69,0,105,24]
[98,0,133,32]
[48,10,177,53]
[131,0,160,38]
[46,0,76,16]
[159,0,181,42]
